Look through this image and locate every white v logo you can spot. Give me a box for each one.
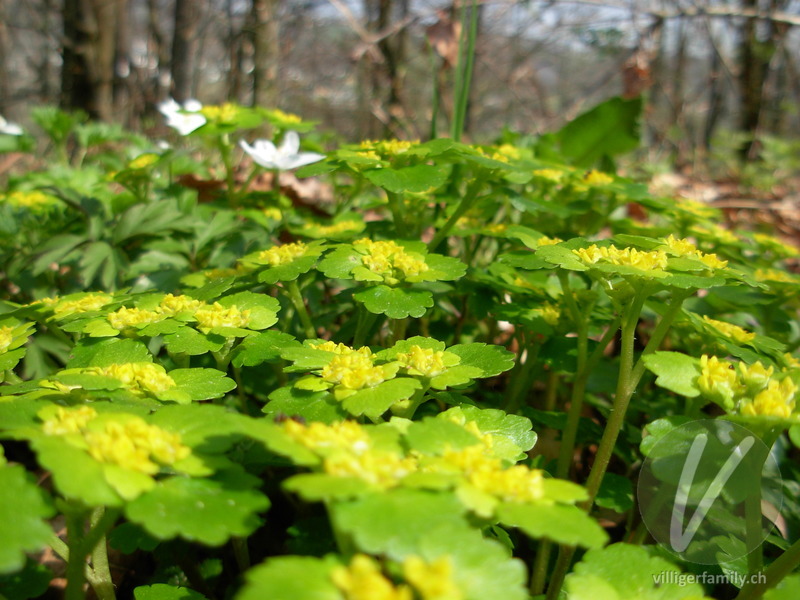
[670,433,755,552]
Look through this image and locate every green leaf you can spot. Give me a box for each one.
[556,96,642,167]
[163,368,236,402]
[441,406,537,461]
[495,503,608,548]
[765,574,800,600]
[108,522,159,554]
[595,472,634,513]
[0,465,54,574]
[364,165,448,193]
[125,470,270,545]
[67,338,153,368]
[218,292,280,330]
[232,331,300,367]
[0,559,53,600]
[447,343,516,378]
[341,378,422,419]
[403,417,484,455]
[133,584,208,600]
[642,352,702,397]
[265,386,348,423]
[237,556,340,600]
[353,285,433,319]
[284,473,372,501]
[163,327,226,356]
[565,543,712,600]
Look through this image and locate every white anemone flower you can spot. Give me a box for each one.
[0,114,23,136]
[157,97,206,135]
[239,131,325,170]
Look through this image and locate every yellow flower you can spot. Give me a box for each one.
[53,294,112,317]
[396,345,447,377]
[573,244,668,271]
[532,169,565,182]
[737,361,774,393]
[331,555,413,600]
[361,139,417,158]
[303,220,361,236]
[583,170,613,186]
[403,556,463,600]
[42,406,99,436]
[754,233,800,257]
[470,464,546,503]
[697,355,739,404]
[128,153,159,170]
[282,419,371,455]
[536,303,561,326]
[692,224,738,245]
[158,294,206,316]
[322,352,387,391]
[258,242,307,266]
[100,362,176,395]
[269,108,302,124]
[356,239,429,282]
[755,268,797,283]
[324,450,418,489]
[3,190,59,209]
[85,418,190,474]
[702,316,755,344]
[203,268,239,280]
[536,236,562,247]
[199,102,240,124]
[263,207,282,220]
[698,253,728,269]
[494,144,521,161]
[740,378,797,419]
[661,235,727,269]
[107,306,165,330]
[194,302,251,330]
[676,199,717,219]
[310,341,371,356]
[785,353,800,369]
[0,326,13,353]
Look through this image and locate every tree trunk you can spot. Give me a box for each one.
[61,0,118,121]
[171,0,201,102]
[251,0,280,108]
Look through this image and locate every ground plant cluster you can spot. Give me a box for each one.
[1,99,800,600]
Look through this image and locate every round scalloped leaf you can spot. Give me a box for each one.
[765,574,800,600]
[0,559,53,599]
[134,584,208,600]
[404,418,484,454]
[332,489,469,558]
[163,327,226,356]
[265,386,348,424]
[495,502,608,548]
[284,473,373,501]
[67,338,153,368]
[353,285,433,319]
[108,522,159,554]
[565,543,712,600]
[447,343,515,378]
[378,336,447,359]
[595,472,634,513]
[534,241,590,271]
[316,246,362,280]
[160,368,236,402]
[422,253,468,282]
[147,404,252,451]
[429,365,484,389]
[125,470,270,545]
[364,164,448,193]
[253,245,326,285]
[0,349,25,373]
[232,331,301,367]
[28,434,123,507]
[641,352,702,398]
[341,378,422,420]
[237,556,341,600]
[0,464,55,574]
[218,292,280,330]
[442,406,537,460]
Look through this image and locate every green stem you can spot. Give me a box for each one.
[389,318,408,345]
[65,511,88,600]
[428,178,484,252]
[544,370,559,411]
[353,306,377,348]
[530,541,552,595]
[232,537,251,572]
[736,536,800,599]
[451,0,479,141]
[218,135,237,206]
[745,484,764,575]
[89,508,116,600]
[286,280,316,339]
[503,338,540,414]
[386,191,407,238]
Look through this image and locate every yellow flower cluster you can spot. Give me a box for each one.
[332,555,412,600]
[356,239,429,281]
[99,362,176,395]
[321,351,387,391]
[696,355,798,419]
[42,407,190,474]
[676,199,717,220]
[493,143,521,161]
[303,220,360,236]
[536,236,563,247]
[331,554,462,600]
[753,233,800,257]
[532,168,565,182]
[282,419,371,455]
[692,224,738,245]
[535,303,561,326]
[268,109,302,124]
[662,235,728,269]
[108,307,165,330]
[3,190,59,209]
[128,153,159,170]
[194,302,251,330]
[53,294,112,317]
[702,315,755,344]
[0,326,13,353]
[360,139,417,157]
[396,345,447,377]
[324,451,418,489]
[583,170,614,186]
[157,294,206,316]
[754,268,797,284]
[199,102,240,123]
[573,244,668,271]
[258,242,307,266]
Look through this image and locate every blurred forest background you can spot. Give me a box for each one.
[2,0,800,174]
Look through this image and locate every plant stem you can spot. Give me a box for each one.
[89,507,116,600]
[232,537,251,572]
[736,535,800,600]
[353,306,378,348]
[65,511,88,600]
[389,318,408,345]
[386,191,407,238]
[286,280,316,339]
[530,541,551,596]
[428,178,484,252]
[504,338,539,414]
